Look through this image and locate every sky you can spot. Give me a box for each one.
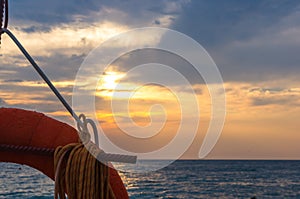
[0,0,299,159]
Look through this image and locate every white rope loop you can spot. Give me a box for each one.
[77,114,91,144]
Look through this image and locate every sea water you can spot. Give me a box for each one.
[1,160,300,198]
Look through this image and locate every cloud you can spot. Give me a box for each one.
[0,54,82,83]
[171,0,300,82]
[21,26,52,33]
[251,96,300,107]
[172,0,300,47]
[9,0,188,29]
[247,85,300,106]
[10,0,103,25]
[248,87,285,94]
[215,26,300,82]
[111,48,205,86]
[0,98,7,106]
[4,0,300,85]
[3,79,24,83]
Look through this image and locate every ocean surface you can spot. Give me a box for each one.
[1,160,300,198]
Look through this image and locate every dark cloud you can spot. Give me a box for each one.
[3,79,24,83]
[111,48,205,86]
[35,53,86,81]
[172,0,300,48]
[171,0,300,82]
[154,20,161,25]
[0,53,85,82]
[21,26,51,33]
[10,0,102,25]
[248,87,285,94]
[214,37,300,82]
[0,82,73,99]
[0,98,7,106]
[9,0,183,29]
[251,95,300,106]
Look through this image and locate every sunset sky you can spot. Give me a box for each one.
[0,0,299,159]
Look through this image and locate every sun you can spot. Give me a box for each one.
[102,71,125,90]
[97,71,126,97]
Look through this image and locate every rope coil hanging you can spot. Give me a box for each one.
[54,122,118,199]
[54,143,116,199]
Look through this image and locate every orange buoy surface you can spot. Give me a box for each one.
[0,107,129,199]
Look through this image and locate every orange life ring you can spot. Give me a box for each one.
[0,107,129,199]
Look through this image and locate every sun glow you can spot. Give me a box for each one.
[102,72,123,90]
[97,71,126,97]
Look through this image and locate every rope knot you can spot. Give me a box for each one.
[77,114,93,145]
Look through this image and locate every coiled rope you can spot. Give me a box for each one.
[52,116,119,199]
[54,142,116,199]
